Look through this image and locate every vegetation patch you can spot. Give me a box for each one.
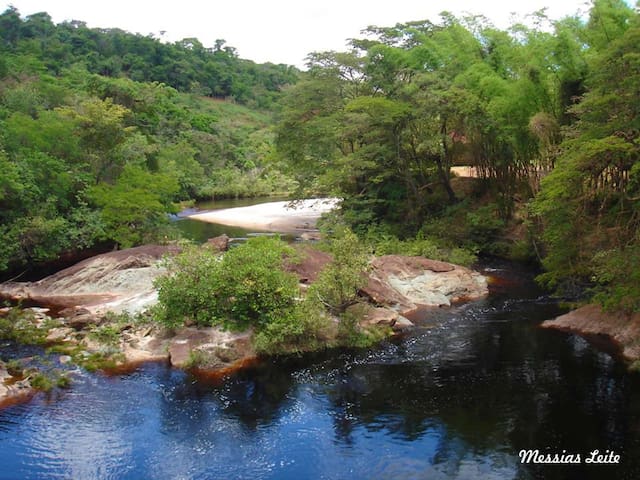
[153,230,387,356]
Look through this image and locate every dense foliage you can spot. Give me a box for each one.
[0,7,297,107]
[154,237,300,329]
[0,7,298,273]
[154,233,384,354]
[1,2,639,315]
[532,8,640,310]
[275,0,640,311]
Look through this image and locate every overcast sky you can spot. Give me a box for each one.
[3,0,594,67]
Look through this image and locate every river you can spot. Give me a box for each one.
[173,196,294,242]
[1,199,640,479]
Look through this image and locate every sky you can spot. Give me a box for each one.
[3,0,594,67]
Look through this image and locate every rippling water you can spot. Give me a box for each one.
[2,265,640,479]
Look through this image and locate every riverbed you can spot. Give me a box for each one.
[1,261,640,479]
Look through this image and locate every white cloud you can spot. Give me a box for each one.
[3,0,592,67]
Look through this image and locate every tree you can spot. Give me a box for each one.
[57,97,133,184]
[532,12,640,309]
[88,165,179,247]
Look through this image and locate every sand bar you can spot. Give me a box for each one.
[187,198,340,233]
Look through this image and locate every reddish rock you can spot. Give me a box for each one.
[0,244,179,315]
[360,276,412,310]
[285,245,333,284]
[66,312,103,330]
[168,327,254,368]
[349,304,398,327]
[361,255,488,316]
[206,234,230,252]
[542,304,640,362]
[370,255,455,276]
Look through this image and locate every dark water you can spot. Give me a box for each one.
[2,265,640,479]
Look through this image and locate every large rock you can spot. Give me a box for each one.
[347,303,414,331]
[542,304,640,362]
[120,325,173,364]
[0,245,178,315]
[361,255,488,316]
[167,327,254,369]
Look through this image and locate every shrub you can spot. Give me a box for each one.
[253,297,332,355]
[154,236,300,330]
[363,226,477,267]
[0,308,49,344]
[154,236,336,354]
[308,226,370,315]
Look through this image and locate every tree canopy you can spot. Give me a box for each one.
[275,1,640,311]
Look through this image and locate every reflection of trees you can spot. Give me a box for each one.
[150,287,640,479]
[155,360,298,432]
[209,362,297,430]
[319,297,640,479]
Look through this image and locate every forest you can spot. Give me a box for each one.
[0,0,639,314]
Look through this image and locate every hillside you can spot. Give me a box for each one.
[0,7,298,274]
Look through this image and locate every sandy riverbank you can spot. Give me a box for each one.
[187,198,340,233]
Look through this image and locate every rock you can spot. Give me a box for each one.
[120,326,171,364]
[372,255,455,275]
[46,327,75,343]
[0,244,179,316]
[59,355,73,365]
[167,327,254,369]
[392,316,414,331]
[66,312,102,330]
[348,304,414,331]
[59,307,92,318]
[300,232,322,242]
[348,304,399,327]
[0,366,34,405]
[542,304,640,362]
[360,276,411,309]
[361,255,488,316]
[206,234,230,252]
[285,245,333,284]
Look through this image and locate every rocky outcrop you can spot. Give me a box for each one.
[0,245,178,315]
[0,365,34,406]
[542,304,640,362]
[167,327,254,369]
[0,244,489,389]
[361,255,488,317]
[347,303,414,332]
[84,324,255,371]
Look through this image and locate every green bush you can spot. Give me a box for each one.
[591,245,640,313]
[154,237,300,330]
[154,236,336,354]
[363,226,477,267]
[0,308,49,344]
[308,226,370,315]
[253,297,332,355]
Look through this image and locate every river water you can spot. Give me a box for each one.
[173,196,293,241]
[2,200,640,479]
